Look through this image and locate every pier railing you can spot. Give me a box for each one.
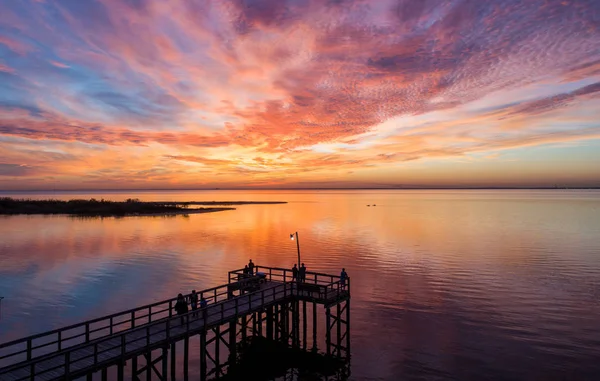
[0,281,238,367]
[0,282,297,381]
[229,266,349,302]
[228,265,343,286]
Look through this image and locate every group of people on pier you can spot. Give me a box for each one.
[291,263,307,282]
[242,260,348,289]
[174,290,208,324]
[242,259,255,275]
[173,261,349,324]
[292,263,348,289]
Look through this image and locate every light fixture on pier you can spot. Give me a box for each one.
[290,231,301,271]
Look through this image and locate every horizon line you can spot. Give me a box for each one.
[1,186,599,193]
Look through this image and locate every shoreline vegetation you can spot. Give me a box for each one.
[0,198,287,217]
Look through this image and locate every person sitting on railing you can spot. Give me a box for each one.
[190,290,199,317]
[243,264,250,277]
[299,263,306,283]
[248,259,255,275]
[292,263,298,281]
[340,268,348,289]
[175,293,188,325]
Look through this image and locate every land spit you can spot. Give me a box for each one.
[0,198,287,217]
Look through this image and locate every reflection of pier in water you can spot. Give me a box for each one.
[0,266,350,380]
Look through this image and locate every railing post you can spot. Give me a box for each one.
[146,326,150,348]
[58,331,62,351]
[65,351,71,378]
[269,268,272,281]
[148,306,151,323]
[169,301,173,318]
[85,322,90,342]
[131,310,135,328]
[110,316,113,334]
[26,339,32,361]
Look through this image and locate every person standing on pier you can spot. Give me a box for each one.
[175,293,188,325]
[248,259,255,275]
[299,263,306,283]
[340,268,348,289]
[200,296,208,322]
[190,290,199,317]
[292,263,298,281]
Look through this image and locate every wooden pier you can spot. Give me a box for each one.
[0,266,350,380]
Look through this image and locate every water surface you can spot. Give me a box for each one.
[1,190,599,380]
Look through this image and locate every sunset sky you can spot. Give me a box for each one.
[1,0,599,190]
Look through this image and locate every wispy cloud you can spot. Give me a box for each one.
[49,61,70,69]
[0,62,15,73]
[0,163,38,177]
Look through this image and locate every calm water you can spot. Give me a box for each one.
[1,190,600,380]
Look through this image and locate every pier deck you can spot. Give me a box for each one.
[0,266,350,381]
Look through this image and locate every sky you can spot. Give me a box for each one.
[0,0,599,190]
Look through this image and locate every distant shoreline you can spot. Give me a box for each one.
[0,198,287,217]
[0,187,598,192]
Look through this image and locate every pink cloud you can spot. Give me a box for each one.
[0,35,34,55]
[49,60,70,68]
[0,62,15,73]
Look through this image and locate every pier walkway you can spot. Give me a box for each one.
[0,266,350,381]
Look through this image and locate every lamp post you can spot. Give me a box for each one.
[290,232,300,270]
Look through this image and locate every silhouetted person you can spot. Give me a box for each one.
[200,296,208,321]
[190,290,198,317]
[174,293,188,325]
[340,268,348,289]
[248,259,255,275]
[292,264,298,281]
[299,263,306,283]
[243,265,250,276]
